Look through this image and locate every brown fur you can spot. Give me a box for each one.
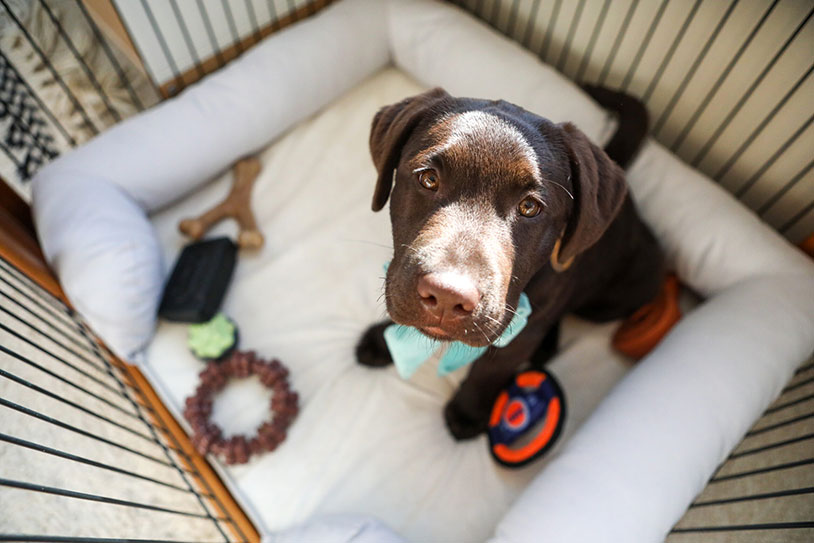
[357,88,664,440]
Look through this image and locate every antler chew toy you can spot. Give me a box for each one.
[179,157,264,249]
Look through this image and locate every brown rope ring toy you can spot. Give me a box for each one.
[183,350,298,465]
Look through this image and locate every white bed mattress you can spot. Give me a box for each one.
[145,68,642,542]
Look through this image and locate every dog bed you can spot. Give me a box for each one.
[32,1,814,542]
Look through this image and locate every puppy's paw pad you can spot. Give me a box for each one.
[356,322,393,368]
[444,401,488,441]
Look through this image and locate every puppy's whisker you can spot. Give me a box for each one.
[399,243,421,257]
[472,322,491,344]
[342,239,394,250]
[548,178,574,200]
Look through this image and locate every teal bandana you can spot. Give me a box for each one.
[383,292,532,379]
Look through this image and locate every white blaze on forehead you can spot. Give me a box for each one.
[414,201,514,317]
[441,110,541,182]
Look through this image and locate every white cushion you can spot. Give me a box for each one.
[31,174,163,361]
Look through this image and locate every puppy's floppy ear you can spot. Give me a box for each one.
[369,88,450,211]
[557,122,628,265]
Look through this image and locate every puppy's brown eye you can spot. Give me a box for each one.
[518,197,542,218]
[417,169,439,191]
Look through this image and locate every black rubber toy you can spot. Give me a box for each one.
[159,237,237,323]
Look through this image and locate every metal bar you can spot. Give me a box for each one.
[73,0,145,111]
[758,159,814,216]
[0,397,182,470]
[139,0,184,94]
[556,0,587,72]
[640,0,703,103]
[0,303,114,375]
[72,323,191,460]
[0,258,141,390]
[0,342,141,419]
[0,256,74,319]
[169,0,206,80]
[709,458,814,483]
[521,0,542,48]
[221,0,245,55]
[0,270,80,333]
[669,0,779,152]
[0,367,167,446]
[0,286,107,365]
[691,5,812,167]
[598,0,639,85]
[506,0,521,38]
[197,0,226,69]
[746,412,814,437]
[765,392,814,415]
[730,433,814,459]
[0,478,225,520]
[38,0,121,123]
[244,0,263,44]
[781,374,814,394]
[538,0,563,61]
[0,0,99,135]
[122,371,248,543]
[618,0,665,90]
[673,521,814,533]
[653,0,739,135]
[0,433,204,495]
[489,0,501,29]
[779,199,814,234]
[0,50,75,146]
[267,0,279,26]
[690,486,814,507]
[575,0,611,82]
[732,113,813,197]
[73,322,226,537]
[718,64,813,183]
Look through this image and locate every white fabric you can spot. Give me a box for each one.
[30,0,814,542]
[272,514,405,543]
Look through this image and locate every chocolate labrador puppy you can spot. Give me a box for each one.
[357,86,663,440]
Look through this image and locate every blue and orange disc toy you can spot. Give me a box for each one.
[488,369,566,468]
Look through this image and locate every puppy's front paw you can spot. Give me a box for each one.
[356,321,393,368]
[444,399,489,441]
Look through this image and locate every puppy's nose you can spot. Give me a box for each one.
[417,272,481,319]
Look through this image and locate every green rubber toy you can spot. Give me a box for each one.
[188,313,238,361]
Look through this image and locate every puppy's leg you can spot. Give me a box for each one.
[356,321,394,368]
[445,318,555,440]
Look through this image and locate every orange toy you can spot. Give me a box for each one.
[612,274,682,360]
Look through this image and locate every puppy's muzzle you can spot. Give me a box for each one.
[416,271,481,333]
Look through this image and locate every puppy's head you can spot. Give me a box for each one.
[370,88,627,346]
